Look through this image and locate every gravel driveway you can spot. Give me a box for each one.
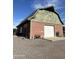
[13,36,65,59]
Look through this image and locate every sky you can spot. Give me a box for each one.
[13,0,65,28]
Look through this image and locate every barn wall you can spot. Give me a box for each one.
[30,21,44,39]
[22,21,30,38]
[16,27,20,36]
[54,24,63,37]
[16,21,30,38]
[30,21,64,39]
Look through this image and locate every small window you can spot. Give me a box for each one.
[20,27,22,33]
[56,32,59,37]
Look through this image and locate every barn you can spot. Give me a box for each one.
[16,6,64,39]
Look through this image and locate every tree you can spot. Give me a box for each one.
[13,28,17,35]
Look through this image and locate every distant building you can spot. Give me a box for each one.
[16,6,64,39]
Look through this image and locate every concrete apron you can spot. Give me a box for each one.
[44,37,65,41]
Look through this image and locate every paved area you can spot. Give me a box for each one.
[13,36,65,59]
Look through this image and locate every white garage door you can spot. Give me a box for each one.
[44,26,54,38]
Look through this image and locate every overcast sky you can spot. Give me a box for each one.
[13,0,65,28]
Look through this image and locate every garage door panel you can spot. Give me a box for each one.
[44,26,54,38]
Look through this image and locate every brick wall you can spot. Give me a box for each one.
[54,24,63,37]
[30,21,44,39]
[30,21,64,39]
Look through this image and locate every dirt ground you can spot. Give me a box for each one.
[13,36,65,59]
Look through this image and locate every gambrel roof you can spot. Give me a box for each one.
[17,6,63,27]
